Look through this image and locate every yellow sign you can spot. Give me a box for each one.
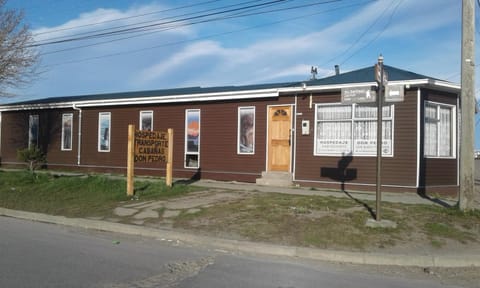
[134,130,168,163]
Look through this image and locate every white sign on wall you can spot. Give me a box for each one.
[354,139,392,155]
[316,139,352,154]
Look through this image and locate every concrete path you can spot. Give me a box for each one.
[111,188,252,228]
[194,179,459,207]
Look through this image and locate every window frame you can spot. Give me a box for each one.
[28,114,39,148]
[237,106,255,155]
[184,109,200,168]
[314,103,394,157]
[139,110,153,131]
[61,113,73,151]
[98,112,111,152]
[423,101,456,159]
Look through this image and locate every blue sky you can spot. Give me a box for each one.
[2,0,480,147]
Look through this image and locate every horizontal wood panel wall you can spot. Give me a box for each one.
[420,89,458,187]
[29,97,293,182]
[293,90,418,191]
[0,87,458,195]
[1,109,79,167]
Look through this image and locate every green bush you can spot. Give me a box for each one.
[16,146,46,172]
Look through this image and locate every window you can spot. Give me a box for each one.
[185,109,200,168]
[424,101,456,158]
[238,107,255,154]
[61,113,73,151]
[98,112,111,152]
[139,111,153,131]
[315,104,393,156]
[28,114,39,148]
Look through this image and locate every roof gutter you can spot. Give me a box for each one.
[72,104,82,166]
[278,79,461,94]
[0,79,461,112]
[73,89,279,108]
[0,89,279,111]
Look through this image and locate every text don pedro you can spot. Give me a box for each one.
[134,130,168,163]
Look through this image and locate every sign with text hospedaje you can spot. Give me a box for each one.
[134,130,169,162]
[127,125,173,196]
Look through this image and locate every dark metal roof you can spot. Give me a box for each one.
[301,65,436,86]
[5,82,296,106]
[2,65,447,107]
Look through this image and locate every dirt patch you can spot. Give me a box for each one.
[105,188,480,286]
[108,188,480,260]
[170,191,480,255]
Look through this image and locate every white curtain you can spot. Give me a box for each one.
[439,106,451,156]
[316,104,393,155]
[424,104,438,156]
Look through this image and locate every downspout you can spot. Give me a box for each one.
[293,93,298,182]
[0,112,2,162]
[72,104,82,166]
[416,88,421,188]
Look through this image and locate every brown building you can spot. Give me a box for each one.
[0,65,460,195]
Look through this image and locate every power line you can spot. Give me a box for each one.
[31,0,290,47]
[338,0,404,66]
[45,1,373,67]
[321,0,393,66]
[34,0,267,43]
[33,0,222,36]
[39,0,343,56]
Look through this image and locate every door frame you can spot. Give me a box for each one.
[265,104,294,172]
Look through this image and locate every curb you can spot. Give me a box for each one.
[1,207,479,268]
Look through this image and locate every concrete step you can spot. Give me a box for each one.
[256,171,293,187]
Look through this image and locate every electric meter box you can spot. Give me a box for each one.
[301,120,310,135]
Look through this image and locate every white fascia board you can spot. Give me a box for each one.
[74,89,279,107]
[0,102,75,112]
[278,79,460,94]
[428,79,461,91]
[0,89,279,110]
[278,82,377,93]
[387,79,460,92]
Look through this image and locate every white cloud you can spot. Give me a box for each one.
[33,3,193,43]
[5,0,470,103]
[136,40,225,84]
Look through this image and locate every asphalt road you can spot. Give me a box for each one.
[0,216,461,288]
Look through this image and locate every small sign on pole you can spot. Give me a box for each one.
[126,125,174,196]
[341,87,376,104]
[385,84,405,102]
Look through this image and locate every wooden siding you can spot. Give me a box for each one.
[419,89,458,188]
[1,111,29,165]
[60,97,294,181]
[293,89,418,191]
[1,109,79,168]
[0,87,458,195]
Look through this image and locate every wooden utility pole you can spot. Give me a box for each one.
[166,128,173,187]
[127,124,135,196]
[459,0,476,210]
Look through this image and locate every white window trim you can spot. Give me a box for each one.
[28,114,39,148]
[314,103,394,157]
[61,113,73,151]
[237,106,255,155]
[424,100,456,159]
[184,109,200,169]
[98,112,111,152]
[139,110,153,131]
